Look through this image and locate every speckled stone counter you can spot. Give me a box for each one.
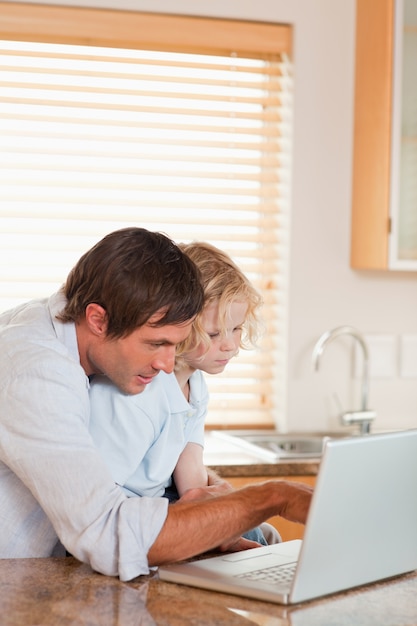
[1,557,416,625]
[208,458,320,478]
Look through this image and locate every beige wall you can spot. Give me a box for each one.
[5,0,417,433]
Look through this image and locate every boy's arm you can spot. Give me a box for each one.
[173,444,237,497]
[173,442,209,496]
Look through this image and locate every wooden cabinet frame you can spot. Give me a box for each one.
[350,0,395,269]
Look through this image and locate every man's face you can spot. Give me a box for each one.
[85,310,194,395]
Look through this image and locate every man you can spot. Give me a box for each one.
[0,227,312,581]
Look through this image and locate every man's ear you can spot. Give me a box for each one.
[85,303,108,336]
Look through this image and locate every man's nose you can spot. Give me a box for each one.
[153,347,176,374]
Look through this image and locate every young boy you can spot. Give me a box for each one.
[89,242,281,546]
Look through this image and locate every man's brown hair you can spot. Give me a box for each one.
[58,227,204,338]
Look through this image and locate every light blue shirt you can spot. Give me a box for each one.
[0,292,168,581]
[89,370,207,498]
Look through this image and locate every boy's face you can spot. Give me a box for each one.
[185,300,248,375]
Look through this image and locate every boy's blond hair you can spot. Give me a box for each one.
[176,242,263,361]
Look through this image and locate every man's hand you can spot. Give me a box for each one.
[271,479,313,524]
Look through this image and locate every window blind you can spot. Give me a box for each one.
[0,3,293,428]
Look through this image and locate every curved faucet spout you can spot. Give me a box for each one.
[312,325,375,434]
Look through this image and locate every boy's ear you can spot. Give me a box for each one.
[85,303,108,336]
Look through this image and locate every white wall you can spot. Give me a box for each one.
[7,0,417,433]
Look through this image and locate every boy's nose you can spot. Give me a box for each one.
[220,335,236,351]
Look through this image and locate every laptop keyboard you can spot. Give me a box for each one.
[236,561,297,585]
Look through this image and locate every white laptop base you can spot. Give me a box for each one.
[158,430,417,605]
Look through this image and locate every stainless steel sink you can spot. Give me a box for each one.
[212,429,348,460]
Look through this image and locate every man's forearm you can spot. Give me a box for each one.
[147,479,312,566]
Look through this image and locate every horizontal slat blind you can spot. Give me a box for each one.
[0,5,292,428]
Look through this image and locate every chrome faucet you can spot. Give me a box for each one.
[312,325,376,435]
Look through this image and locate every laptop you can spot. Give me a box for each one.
[158,429,417,604]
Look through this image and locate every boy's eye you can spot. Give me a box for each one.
[208,332,220,339]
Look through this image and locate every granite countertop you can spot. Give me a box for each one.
[1,556,416,625]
